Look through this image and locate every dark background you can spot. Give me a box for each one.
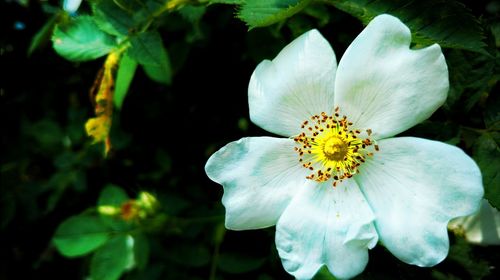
[1,0,499,279]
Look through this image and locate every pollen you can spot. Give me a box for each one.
[293,108,377,187]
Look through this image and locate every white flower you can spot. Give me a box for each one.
[205,14,484,279]
[449,199,500,245]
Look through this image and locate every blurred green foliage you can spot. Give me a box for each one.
[1,0,499,279]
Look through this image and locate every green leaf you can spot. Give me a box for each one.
[217,252,266,274]
[98,184,129,207]
[114,53,138,109]
[473,132,500,209]
[28,13,59,56]
[93,0,135,36]
[313,266,337,280]
[90,234,135,280]
[128,31,164,66]
[53,215,110,257]
[133,234,150,269]
[327,0,487,53]
[238,0,312,29]
[52,16,116,61]
[142,45,172,85]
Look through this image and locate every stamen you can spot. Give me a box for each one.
[293,108,377,187]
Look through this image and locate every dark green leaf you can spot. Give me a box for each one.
[313,266,337,280]
[238,0,312,29]
[128,31,164,66]
[133,234,150,269]
[90,234,134,280]
[143,43,172,85]
[98,184,129,207]
[114,53,138,109]
[328,0,487,53]
[178,5,207,23]
[167,243,211,267]
[28,13,59,56]
[53,215,110,257]
[205,0,244,4]
[217,252,266,274]
[473,132,500,209]
[93,0,135,36]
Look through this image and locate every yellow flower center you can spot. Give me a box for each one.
[293,107,378,187]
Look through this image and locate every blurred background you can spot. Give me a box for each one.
[1,0,499,279]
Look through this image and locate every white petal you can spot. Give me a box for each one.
[205,137,310,230]
[275,179,378,280]
[449,199,500,245]
[63,0,83,13]
[356,137,483,266]
[335,14,449,140]
[249,29,337,137]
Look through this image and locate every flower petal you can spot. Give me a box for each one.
[356,137,483,266]
[205,137,310,230]
[334,14,449,140]
[448,199,500,245]
[249,29,337,137]
[275,179,378,280]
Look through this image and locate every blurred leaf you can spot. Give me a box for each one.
[206,0,244,4]
[90,234,135,280]
[53,215,110,257]
[114,53,138,109]
[445,50,498,111]
[328,0,487,53]
[447,238,492,279]
[313,266,336,279]
[128,31,164,66]
[98,184,129,207]
[52,16,116,62]
[167,243,211,267]
[141,42,172,85]
[133,234,150,269]
[178,5,207,23]
[93,0,135,36]
[238,0,312,29]
[217,252,266,274]
[23,119,64,152]
[0,194,15,229]
[473,132,500,210]
[28,13,59,56]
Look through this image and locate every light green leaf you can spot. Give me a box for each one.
[327,0,487,53]
[128,32,164,66]
[90,234,135,280]
[473,132,500,210]
[98,184,129,207]
[28,13,59,56]
[53,215,110,257]
[114,53,138,109]
[217,252,266,274]
[142,45,172,85]
[52,16,116,61]
[93,0,135,36]
[238,0,312,29]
